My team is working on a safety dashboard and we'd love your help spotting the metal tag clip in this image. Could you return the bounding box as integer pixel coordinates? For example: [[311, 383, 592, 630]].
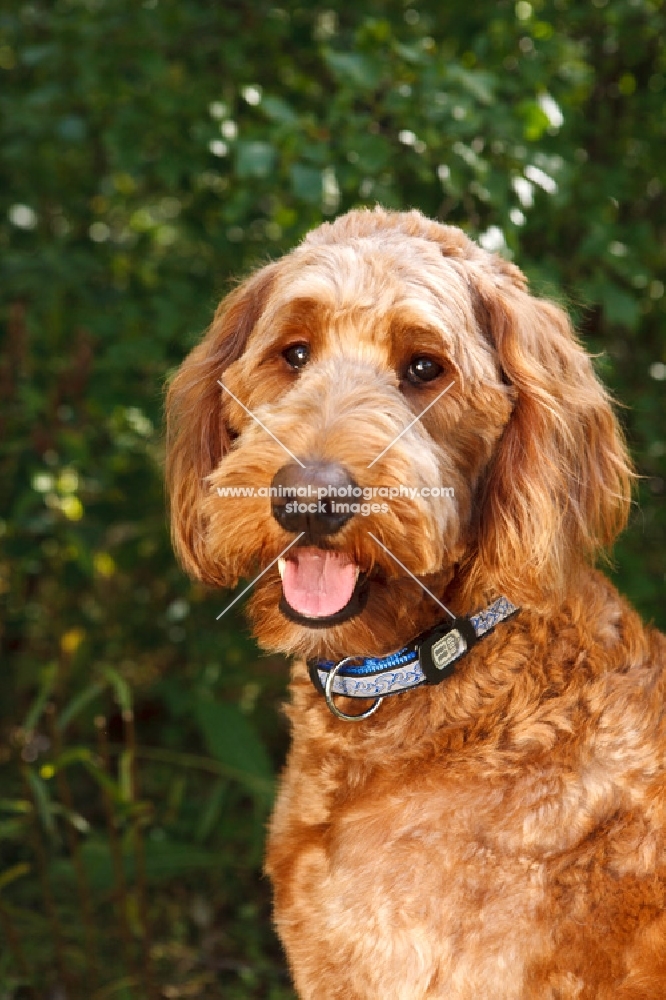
[[418, 617, 477, 684], [324, 657, 384, 722]]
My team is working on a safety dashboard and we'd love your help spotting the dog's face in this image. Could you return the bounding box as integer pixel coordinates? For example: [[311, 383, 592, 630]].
[[167, 209, 632, 659]]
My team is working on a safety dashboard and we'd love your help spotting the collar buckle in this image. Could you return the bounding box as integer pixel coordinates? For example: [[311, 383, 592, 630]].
[[418, 616, 478, 684]]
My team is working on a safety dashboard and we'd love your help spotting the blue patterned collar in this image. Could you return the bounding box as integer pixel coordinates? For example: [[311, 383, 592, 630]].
[[308, 596, 519, 722]]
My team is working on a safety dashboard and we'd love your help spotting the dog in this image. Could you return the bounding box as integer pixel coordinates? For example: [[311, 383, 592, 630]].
[[166, 208, 666, 998]]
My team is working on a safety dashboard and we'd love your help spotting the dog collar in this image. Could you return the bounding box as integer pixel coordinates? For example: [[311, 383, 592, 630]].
[[307, 596, 519, 722]]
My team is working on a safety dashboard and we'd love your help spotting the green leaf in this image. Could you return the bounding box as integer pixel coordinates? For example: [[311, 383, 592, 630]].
[[100, 666, 132, 714], [25, 769, 56, 839], [52, 746, 95, 772], [0, 863, 31, 892], [290, 164, 322, 203], [194, 777, 228, 844], [517, 100, 551, 142], [56, 115, 86, 141], [23, 663, 57, 732], [446, 65, 496, 105], [195, 699, 273, 799], [599, 284, 641, 331], [51, 836, 217, 892], [351, 133, 391, 173], [57, 679, 106, 731], [235, 141, 277, 178], [21, 45, 54, 66], [261, 95, 299, 124], [578, 277, 641, 331], [0, 799, 31, 814], [323, 49, 383, 90], [394, 41, 427, 65], [0, 820, 29, 842]]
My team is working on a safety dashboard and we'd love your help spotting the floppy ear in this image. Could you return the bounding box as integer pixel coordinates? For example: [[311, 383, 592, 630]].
[[165, 263, 277, 582], [468, 265, 634, 605]]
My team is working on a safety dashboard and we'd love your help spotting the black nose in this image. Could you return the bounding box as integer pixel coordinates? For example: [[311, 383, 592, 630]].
[[271, 462, 357, 540]]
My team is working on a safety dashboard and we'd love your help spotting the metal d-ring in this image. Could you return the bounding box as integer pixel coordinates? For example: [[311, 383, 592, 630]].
[[324, 656, 384, 722]]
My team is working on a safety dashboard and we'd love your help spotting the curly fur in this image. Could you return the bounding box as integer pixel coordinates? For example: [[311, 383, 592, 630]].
[[166, 208, 665, 999]]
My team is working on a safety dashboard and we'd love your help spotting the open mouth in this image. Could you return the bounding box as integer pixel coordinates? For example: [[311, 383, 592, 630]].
[[278, 547, 369, 627]]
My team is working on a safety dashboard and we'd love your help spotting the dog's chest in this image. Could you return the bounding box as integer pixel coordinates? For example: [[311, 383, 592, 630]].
[[268, 760, 555, 999]]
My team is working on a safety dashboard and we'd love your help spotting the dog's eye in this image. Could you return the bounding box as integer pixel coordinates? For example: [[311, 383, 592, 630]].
[[283, 343, 310, 370], [405, 356, 443, 385]]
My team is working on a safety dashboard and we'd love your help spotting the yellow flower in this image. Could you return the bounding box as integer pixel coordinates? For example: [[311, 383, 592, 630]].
[[93, 552, 116, 578], [61, 628, 85, 654], [60, 496, 84, 521]]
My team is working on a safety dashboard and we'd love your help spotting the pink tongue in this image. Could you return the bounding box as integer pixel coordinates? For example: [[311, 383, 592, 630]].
[[282, 550, 358, 618]]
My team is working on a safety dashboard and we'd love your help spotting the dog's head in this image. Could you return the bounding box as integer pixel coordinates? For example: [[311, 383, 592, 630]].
[[166, 208, 633, 659]]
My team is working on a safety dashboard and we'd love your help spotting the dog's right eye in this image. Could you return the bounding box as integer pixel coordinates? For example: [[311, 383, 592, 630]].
[[282, 343, 310, 370], [405, 355, 443, 385]]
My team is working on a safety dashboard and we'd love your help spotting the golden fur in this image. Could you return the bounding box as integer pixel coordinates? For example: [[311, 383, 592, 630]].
[[166, 208, 666, 998]]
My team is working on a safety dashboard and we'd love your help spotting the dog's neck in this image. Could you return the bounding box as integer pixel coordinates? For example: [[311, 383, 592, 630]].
[[307, 595, 519, 721]]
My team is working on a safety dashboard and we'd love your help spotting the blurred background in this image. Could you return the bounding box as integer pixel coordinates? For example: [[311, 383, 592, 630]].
[[1, 0, 664, 996]]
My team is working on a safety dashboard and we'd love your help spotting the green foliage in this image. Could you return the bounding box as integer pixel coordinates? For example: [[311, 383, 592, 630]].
[[0, 0, 664, 996]]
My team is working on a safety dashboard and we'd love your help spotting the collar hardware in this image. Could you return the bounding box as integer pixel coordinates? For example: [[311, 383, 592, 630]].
[[418, 616, 478, 684], [324, 657, 384, 722]]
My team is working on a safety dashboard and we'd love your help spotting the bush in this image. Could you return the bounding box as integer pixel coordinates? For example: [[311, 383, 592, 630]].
[[1, 1, 664, 995]]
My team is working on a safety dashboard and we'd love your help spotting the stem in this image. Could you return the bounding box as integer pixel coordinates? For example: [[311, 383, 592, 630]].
[[106, 743, 273, 799], [0, 895, 37, 997], [95, 715, 136, 983], [48, 704, 99, 989], [22, 765, 75, 996], [122, 708, 158, 1000]]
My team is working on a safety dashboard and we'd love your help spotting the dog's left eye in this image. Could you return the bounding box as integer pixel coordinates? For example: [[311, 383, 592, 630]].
[[405, 356, 443, 385], [283, 343, 310, 370]]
